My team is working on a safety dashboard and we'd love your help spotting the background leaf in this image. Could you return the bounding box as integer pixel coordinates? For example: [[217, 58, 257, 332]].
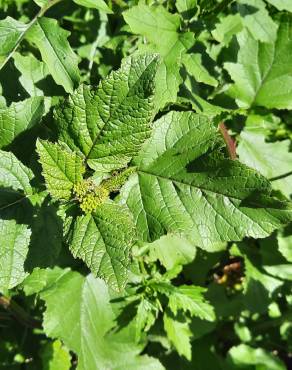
[[0, 219, 31, 292], [26, 17, 80, 93]]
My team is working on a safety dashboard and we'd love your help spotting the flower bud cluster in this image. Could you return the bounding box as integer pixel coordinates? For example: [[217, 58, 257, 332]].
[[73, 180, 109, 214]]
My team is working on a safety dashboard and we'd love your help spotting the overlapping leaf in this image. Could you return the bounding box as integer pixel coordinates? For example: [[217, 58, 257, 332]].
[[0, 17, 27, 68], [0, 219, 31, 292], [55, 54, 159, 170], [36, 139, 85, 200], [0, 150, 34, 195], [120, 111, 292, 249], [24, 268, 164, 370], [237, 116, 292, 198], [124, 5, 194, 109], [26, 17, 80, 93], [225, 15, 292, 109], [0, 97, 44, 148], [69, 202, 135, 290]]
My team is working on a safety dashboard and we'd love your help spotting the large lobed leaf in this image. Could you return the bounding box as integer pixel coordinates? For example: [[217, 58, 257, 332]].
[[119, 111, 292, 249]]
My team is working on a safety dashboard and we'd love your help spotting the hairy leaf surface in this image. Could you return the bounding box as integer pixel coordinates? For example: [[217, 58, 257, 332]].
[[55, 54, 159, 169], [120, 111, 292, 248], [36, 139, 85, 200], [69, 202, 135, 290]]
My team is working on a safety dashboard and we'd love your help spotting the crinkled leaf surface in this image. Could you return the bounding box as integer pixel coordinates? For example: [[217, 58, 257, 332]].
[[36, 139, 85, 200], [124, 5, 194, 109], [0, 97, 44, 148], [0, 219, 31, 292], [55, 54, 159, 169], [119, 111, 292, 249], [31, 268, 164, 370], [26, 17, 80, 93], [225, 16, 292, 109], [0, 150, 34, 195], [69, 202, 135, 290]]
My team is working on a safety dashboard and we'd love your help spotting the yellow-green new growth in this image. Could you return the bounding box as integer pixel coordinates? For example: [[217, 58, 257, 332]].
[[73, 179, 109, 214], [103, 166, 137, 192]]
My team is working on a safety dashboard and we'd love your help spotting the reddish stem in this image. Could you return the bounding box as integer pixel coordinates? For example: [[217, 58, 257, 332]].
[[219, 122, 237, 160]]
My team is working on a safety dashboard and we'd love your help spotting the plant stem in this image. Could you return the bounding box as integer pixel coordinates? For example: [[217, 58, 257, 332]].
[[0, 296, 41, 329], [0, 0, 63, 71], [219, 122, 237, 160]]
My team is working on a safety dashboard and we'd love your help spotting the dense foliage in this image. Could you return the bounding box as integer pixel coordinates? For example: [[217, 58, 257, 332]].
[[1, 0, 292, 369]]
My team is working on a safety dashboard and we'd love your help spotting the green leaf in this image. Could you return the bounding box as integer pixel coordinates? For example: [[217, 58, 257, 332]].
[[73, 0, 112, 13], [164, 313, 192, 360], [228, 344, 286, 370], [211, 14, 243, 44], [225, 16, 292, 109], [182, 54, 218, 87], [69, 202, 135, 290], [238, 0, 278, 43], [265, 0, 292, 11], [55, 54, 159, 168], [120, 111, 292, 249], [123, 5, 194, 109], [168, 286, 215, 321], [176, 0, 197, 13], [13, 53, 49, 97], [34, 268, 164, 370], [0, 97, 44, 148], [36, 139, 85, 200], [231, 243, 282, 313], [26, 17, 80, 93], [148, 234, 197, 270], [0, 150, 34, 195], [40, 340, 71, 370], [0, 219, 31, 292], [278, 226, 292, 262], [152, 281, 215, 321], [237, 115, 292, 198], [0, 17, 27, 68], [25, 203, 63, 270]]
